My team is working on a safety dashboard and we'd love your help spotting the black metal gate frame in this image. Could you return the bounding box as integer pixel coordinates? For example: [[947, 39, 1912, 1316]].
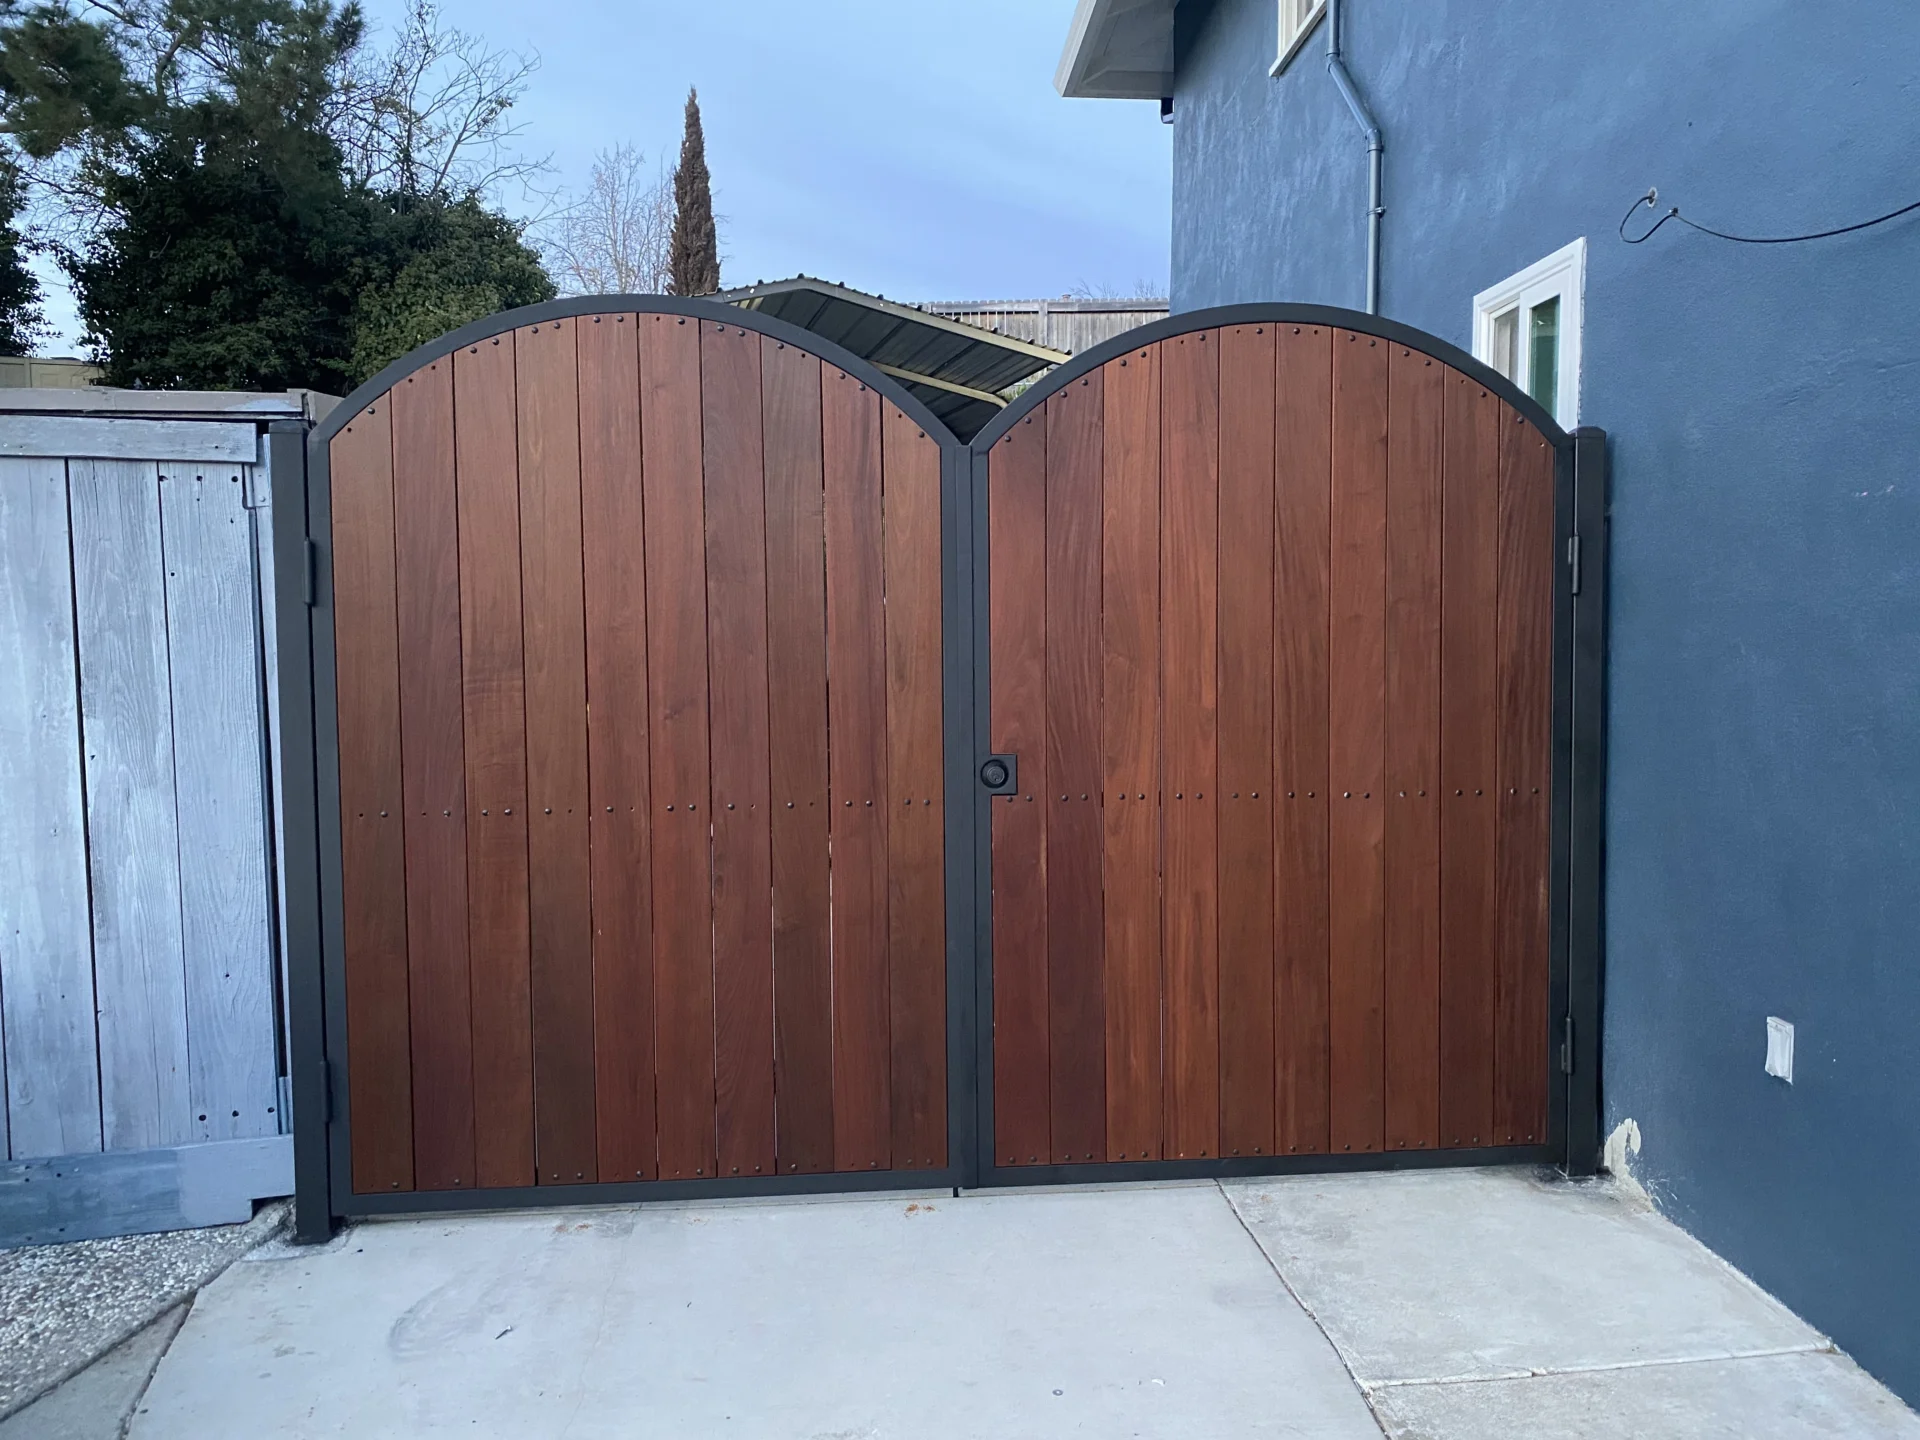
[[276, 298, 1607, 1244]]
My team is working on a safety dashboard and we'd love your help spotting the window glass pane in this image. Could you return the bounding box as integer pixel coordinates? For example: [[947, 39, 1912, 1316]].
[[1491, 307, 1519, 383], [1528, 295, 1560, 415]]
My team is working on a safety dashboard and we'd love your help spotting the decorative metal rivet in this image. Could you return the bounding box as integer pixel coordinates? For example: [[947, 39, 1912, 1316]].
[[728, 802, 736, 810], [504, 808, 512, 815], [544, 807, 552, 814]]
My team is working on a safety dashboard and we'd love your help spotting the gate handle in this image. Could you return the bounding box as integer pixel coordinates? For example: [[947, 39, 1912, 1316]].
[[979, 754, 1018, 795]]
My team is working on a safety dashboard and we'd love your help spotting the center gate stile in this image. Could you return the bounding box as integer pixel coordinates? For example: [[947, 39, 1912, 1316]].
[[287, 297, 1598, 1233]]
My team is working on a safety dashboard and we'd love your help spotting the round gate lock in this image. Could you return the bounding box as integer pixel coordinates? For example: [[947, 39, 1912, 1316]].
[[979, 758, 1010, 790]]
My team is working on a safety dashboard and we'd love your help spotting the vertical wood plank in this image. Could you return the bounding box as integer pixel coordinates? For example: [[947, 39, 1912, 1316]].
[[823, 369, 891, 1172], [66, 459, 186, 1154], [1439, 373, 1501, 1148], [1274, 323, 1332, 1156], [883, 404, 948, 1171], [579, 313, 657, 1182], [988, 414, 1048, 1167], [1161, 329, 1220, 1161], [1101, 346, 1161, 1163], [1494, 410, 1555, 1146], [161, 464, 279, 1142], [641, 313, 716, 1181], [1216, 324, 1277, 1159], [391, 360, 475, 1191], [703, 321, 776, 1180], [1327, 330, 1388, 1156], [517, 319, 596, 1186], [1, 458, 104, 1158], [1384, 345, 1444, 1152], [762, 338, 834, 1177], [453, 335, 534, 1189], [1043, 375, 1104, 1165], [328, 404, 413, 1192]]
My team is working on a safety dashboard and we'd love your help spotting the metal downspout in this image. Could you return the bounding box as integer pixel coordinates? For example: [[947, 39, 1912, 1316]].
[[1325, 0, 1384, 313]]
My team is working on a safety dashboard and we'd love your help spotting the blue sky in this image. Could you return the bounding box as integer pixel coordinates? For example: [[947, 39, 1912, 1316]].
[[34, 0, 1172, 351]]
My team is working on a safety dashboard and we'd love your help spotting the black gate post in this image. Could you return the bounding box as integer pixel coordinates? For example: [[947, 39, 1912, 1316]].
[[268, 420, 335, 1243], [1564, 426, 1610, 1177]]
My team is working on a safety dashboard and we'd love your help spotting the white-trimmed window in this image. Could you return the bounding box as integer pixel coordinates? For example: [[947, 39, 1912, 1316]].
[[1270, 0, 1327, 76], [1473, 238, 1586, 430]]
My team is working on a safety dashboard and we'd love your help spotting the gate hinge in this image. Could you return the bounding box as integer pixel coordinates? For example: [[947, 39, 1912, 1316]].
[[1567, 534, 1582, 596], [1560, 1016, 1575, 1075], [319, 1058, 336, 1123], [302, 538, 318, 607]]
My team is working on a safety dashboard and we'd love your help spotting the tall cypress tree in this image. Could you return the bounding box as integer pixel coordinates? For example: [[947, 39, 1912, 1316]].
[[667, 87, 718, 296]]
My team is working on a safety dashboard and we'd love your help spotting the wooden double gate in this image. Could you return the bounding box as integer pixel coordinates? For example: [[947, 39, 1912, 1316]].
[[281, 298, 1605, 1234]]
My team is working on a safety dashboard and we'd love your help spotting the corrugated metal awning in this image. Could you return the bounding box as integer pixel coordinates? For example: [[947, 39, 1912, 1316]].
[[722, 277, 1070, 441]]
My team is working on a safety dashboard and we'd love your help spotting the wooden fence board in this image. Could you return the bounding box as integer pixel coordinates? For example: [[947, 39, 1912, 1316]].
[[823, 369, 891, 1173], [640, 314, 716, 1182], [1216, 324, 1277, 1159], [884, 405, 947, 1171], [1043, 377, 1104, 1165], [1100, 346, 1161, 1162], [160, 464, 278, 1143], [578, 314, 657, 1182], [516, 319, 596, 1186], [762, 339, 834, 1177], [1384, 346, 1444, 1152], [702, 322, 776, 1180], [1327, 331, 1388, 1157], [66, 458, 187, 1155], [390, 361, 475, 1191], [1494, 410, 1554, 1146], [1439, 375, 1500, 1148], [1160, 329, 1220, 1161], [328, 403, 414, 1193], [0, 458, 104, 1158], [1273, 324, 1332, 1156], [988, 415, 1048, 1167], [453, 336, 534, 1189]]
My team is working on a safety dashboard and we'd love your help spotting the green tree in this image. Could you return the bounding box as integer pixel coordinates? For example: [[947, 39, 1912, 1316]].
[[667, 86, 716, 296], [0, 163, 43, 354]]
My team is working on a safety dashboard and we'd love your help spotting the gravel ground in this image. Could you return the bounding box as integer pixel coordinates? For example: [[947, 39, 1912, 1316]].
[[0, 1203, 289, 1421]]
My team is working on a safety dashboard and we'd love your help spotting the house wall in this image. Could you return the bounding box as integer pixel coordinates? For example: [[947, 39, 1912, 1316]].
[[1170, 0, 1920, 1405]]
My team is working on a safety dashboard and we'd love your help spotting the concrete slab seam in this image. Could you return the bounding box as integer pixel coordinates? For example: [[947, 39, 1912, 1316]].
[[117, 1301, 192, 1440], [1215, 1181, 1391, 1436], [1361, 1341, 1839, 1390]]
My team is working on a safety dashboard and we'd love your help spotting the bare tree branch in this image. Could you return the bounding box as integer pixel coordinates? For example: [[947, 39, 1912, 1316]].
[[541, 142, 673, 296]]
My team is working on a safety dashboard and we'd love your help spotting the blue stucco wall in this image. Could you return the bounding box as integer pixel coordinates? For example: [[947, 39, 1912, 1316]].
[[1171, 0, 1920, 1404]]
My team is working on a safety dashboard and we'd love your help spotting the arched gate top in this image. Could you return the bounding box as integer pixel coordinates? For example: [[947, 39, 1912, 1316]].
[[970, 303, 1571, 454], [313, 293, 964, 454]]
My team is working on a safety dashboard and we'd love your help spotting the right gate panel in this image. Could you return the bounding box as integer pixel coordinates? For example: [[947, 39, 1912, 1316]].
[[985, 321, 1557, 1170]]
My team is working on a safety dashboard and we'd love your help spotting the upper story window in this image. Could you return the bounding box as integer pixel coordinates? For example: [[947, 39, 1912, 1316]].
[[1473, 238, 1586, 430], [1270, 0, 1327, 76]]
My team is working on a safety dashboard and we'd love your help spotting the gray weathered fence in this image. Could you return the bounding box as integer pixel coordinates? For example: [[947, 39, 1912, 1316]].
[[0, 389, 325, 1244]]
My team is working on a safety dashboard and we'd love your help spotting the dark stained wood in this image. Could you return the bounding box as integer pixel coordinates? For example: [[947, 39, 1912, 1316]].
[[1439, 373, 1500, 1148], [762, 339, 834, 1176], [1044, 375, 1104, 1165], [452, 338, 534, 1190], [516, 319, 596, 1185], [702, 322, 776, 1180], [823, 369, 892, 1172], [1327, 331, 1388, 1156], [330, 403, 414, 1194], [1215, 324, 1277, 1159], [578, 313, 657, 1182], [1100, 346, 1162, 1163], [389, 361, 474, 1191], [883, 405, 948, 1170], [989, 414, 1049, 1167], [1160, 329, 1220, 1161], [1494, 409, 1555, 1146], [1383, 345, 1444, 1153], [1273, 324, 1332, 1156], [641, 314, 717, 1180]]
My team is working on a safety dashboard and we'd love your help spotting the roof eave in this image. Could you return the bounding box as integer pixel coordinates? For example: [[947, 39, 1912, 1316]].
[[1055, 0, 1175, 100]]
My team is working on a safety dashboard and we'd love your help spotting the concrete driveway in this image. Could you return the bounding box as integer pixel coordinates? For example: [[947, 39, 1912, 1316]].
[[122, 1169, 1918, 1439]]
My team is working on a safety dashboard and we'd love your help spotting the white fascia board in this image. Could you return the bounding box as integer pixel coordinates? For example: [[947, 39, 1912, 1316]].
[[1056, 0, 1175, 100]]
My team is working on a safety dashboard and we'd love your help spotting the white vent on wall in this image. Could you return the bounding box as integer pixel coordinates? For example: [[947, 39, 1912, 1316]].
[[1765, 1017, 1795, 1084]]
